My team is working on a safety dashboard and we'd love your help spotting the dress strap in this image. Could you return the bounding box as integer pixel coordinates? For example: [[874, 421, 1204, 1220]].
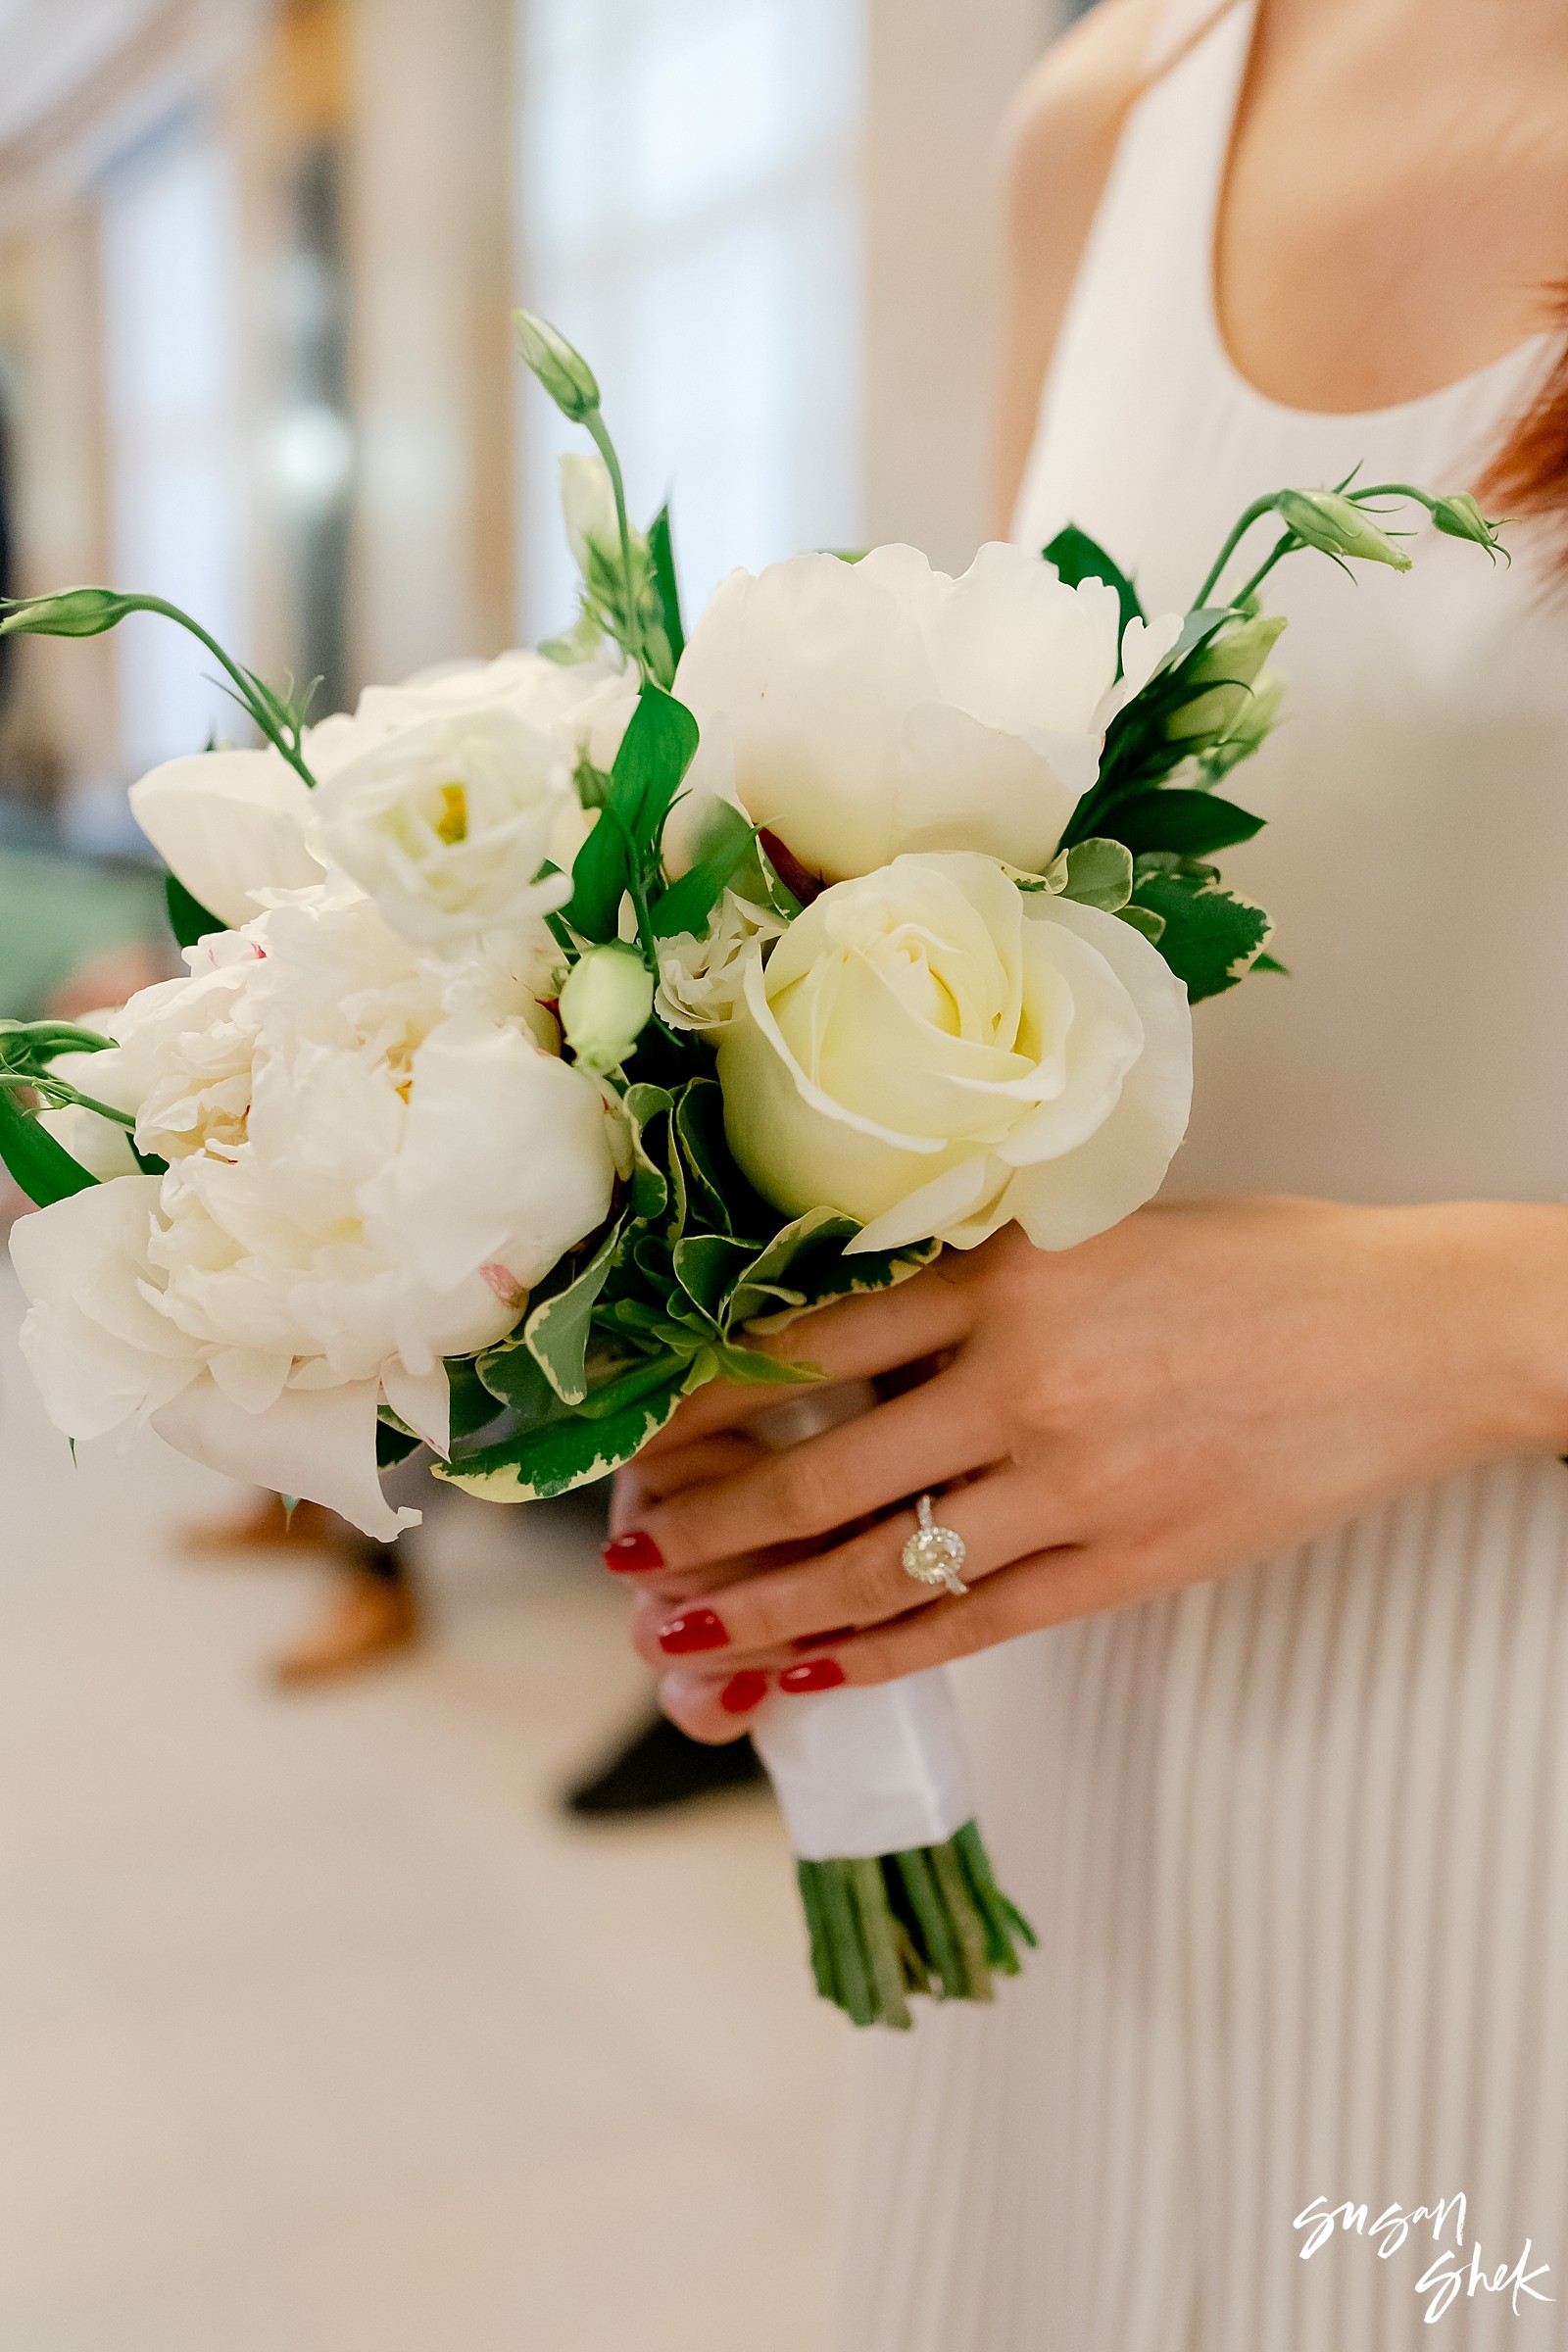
[[1141, 0, 1248, 85]]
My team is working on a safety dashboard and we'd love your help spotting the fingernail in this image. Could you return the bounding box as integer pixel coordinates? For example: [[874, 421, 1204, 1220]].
[[603, 1531, 663, 1573], [719, 1670, 769, 1715], [778, 1657, 846, 1693], [791, 1625, 855, 1652], [657, 1606, 729, 1655]]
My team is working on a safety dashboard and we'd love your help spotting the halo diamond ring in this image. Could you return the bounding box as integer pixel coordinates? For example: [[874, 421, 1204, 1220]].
[[902, 1494, 969, 1596]]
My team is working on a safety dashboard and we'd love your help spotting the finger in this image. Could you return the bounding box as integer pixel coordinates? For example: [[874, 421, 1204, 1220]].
[[625, 1369, 994, 1576], [611, 1432, 767, 1528], [631, 1465, 1081, 1669], [660, 1544, 1143, 1738], [636, 1264, 978, 1456]]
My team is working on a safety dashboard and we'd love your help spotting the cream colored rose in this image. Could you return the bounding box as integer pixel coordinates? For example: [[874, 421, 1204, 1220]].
[[716, 853, 1192, 1254]]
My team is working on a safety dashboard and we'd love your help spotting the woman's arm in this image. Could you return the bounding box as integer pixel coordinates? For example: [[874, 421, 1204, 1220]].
[[608, 1199, 1568, 1740], [990, 0, 1157, 533]]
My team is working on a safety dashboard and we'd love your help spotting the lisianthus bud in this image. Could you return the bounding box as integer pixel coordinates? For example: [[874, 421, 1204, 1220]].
[[1202, 672, 1285, 779], [560, 455, 621, 575], [1165, 612, 1287, 745], [560, 943, 655, 1073], [1431, 491, 1505, 556], [514, 310, 601, 422], [0, 586, 135, 638], [1275, 489, 1411, 570]]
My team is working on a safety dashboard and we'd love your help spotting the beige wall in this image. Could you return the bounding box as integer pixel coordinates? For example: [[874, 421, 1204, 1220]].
[[344, 0, 516, 686], [860, 0, 1051, 569]]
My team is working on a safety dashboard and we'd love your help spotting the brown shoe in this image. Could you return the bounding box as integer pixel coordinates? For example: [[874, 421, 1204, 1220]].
[[270, 1553, 422, 1689], [179, 1492, 350, 1560]]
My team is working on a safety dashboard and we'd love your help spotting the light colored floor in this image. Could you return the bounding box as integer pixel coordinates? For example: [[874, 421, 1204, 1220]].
[[0, 1269, 852, 2351]]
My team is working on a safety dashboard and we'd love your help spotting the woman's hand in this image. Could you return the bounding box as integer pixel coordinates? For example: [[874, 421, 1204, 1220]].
[[606, 1197, 1568, 1740]]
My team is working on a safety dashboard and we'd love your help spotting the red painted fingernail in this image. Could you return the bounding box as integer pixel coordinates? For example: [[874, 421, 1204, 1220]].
[[792, 1625, 855, 1652], [719, 1670, 769, 1715], [657, 1607, 729, 1655], [778, 1658, 846, 1693], [603, 1531, 664, 1573]]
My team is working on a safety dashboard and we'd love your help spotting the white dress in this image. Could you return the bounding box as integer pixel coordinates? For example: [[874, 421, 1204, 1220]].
[[839, 4, 1568, 2346]]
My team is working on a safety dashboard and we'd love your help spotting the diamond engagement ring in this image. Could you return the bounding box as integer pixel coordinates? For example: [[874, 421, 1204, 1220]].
[[902, 1494, 969, 1596]]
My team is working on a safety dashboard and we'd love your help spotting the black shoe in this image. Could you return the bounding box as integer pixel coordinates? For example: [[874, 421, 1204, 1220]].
[[564, 1709, 767, 1817]]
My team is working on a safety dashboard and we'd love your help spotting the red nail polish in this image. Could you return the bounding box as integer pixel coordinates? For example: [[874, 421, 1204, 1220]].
[[792, 1625, 855, 1652], [719, 1670, 769, 1715], [603, 1531, 664, 1573], [657, 1607, 729, 1655], [778, 1657, 846, 1693]]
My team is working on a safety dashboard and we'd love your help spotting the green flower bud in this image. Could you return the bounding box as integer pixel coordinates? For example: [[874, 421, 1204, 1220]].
[[513, 310, 601, 422], [1202, 671, 1285, 779], [560, 943, 654, 1074], [1430, 491, 1505, 557], [1275, 489, 1411, 570], [0, 586, 136, 638], [1165, 612, 1286, 745], [560, 453, 621, 575]]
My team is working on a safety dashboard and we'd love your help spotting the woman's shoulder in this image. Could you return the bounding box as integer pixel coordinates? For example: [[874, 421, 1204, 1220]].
[[992, 0, 1158, 531], [1004, 0, 1158, 238]]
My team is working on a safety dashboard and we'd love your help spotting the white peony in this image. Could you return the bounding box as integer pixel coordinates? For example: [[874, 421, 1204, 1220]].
[[716, 853, 1192, 1255], [9, 888, 619, 1538], [126, 649, 637, 937], [669, 542, 1181, 886]]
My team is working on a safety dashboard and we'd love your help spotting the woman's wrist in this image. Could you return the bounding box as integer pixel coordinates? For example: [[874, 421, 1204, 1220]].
[[1411, 1200, 1568, 1458]]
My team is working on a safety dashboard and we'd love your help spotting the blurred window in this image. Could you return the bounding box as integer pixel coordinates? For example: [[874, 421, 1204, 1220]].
[[517, 0, 865, 637], [100, 114, 248, 778]]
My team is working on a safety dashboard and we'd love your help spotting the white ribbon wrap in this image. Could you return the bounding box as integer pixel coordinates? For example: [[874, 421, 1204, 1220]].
[[751, 1667, 974, 1861]]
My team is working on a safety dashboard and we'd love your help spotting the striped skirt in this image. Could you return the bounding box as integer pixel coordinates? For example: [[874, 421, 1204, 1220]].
[[838, 1457, 1568, 2350]]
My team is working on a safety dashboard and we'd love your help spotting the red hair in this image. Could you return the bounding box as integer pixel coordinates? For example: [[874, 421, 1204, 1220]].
[[1476, 303, 1568, 570]]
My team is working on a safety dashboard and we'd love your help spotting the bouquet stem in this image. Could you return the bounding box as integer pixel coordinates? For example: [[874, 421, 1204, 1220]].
[[796, 1820, 1036, 2030]]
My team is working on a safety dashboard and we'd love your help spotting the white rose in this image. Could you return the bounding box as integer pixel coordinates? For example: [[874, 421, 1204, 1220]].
[[670, 542, 1181, 885], [310, 704, 584, 953], [716, 853, 1192, 1254], [8, 889, 618, 1538]]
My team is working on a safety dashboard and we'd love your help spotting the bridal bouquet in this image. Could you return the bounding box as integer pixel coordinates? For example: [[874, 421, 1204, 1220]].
[[0, 313, 1500, 2028]]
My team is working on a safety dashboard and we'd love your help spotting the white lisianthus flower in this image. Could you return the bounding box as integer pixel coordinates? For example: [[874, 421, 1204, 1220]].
[[8, 889, 618, 1538], [716, 853, 1192, 1255], [655, 891, 787, 1036], [669, 543, 1182, 886], [310, 705, 584, 954], [129, 749, 324, 926], [125, 651, 636, 936]]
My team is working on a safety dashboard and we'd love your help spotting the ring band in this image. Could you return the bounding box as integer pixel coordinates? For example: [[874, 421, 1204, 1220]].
[[902, 1494, 969, 1596]]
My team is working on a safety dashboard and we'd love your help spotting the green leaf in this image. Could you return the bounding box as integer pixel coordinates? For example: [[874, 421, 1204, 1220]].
[[576, 1349, 697, 1419], [564, 808, 630, 943], [0, 1086, 99, 1206], [165, 872, 224, 949], [1114, 903, 1166, 945], [1059, 838, 1134, 912], [522, 1218, 624, 1404], [710, 1342, 821, 1388], [672, 1079, 737, 1235], [1131, 866, 1271, 1002], [1101, 789, 1264, 858], [435, 1372, 690, 1501], [1042, 524, 1144, 640], [722, 1206, 860, 1329], [646, 505, 685, 673], [1250, 950, 1289, 975], [672, 1232, 757, 1324], [607, 680, 700, 844], [744, 1233, 943, 1334], [649, 803, 756, 940], [622, 1082, 672, 1220]]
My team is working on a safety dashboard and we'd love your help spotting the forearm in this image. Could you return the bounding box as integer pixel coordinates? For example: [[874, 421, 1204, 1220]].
[[1410, 1200, 1568, 1460]]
